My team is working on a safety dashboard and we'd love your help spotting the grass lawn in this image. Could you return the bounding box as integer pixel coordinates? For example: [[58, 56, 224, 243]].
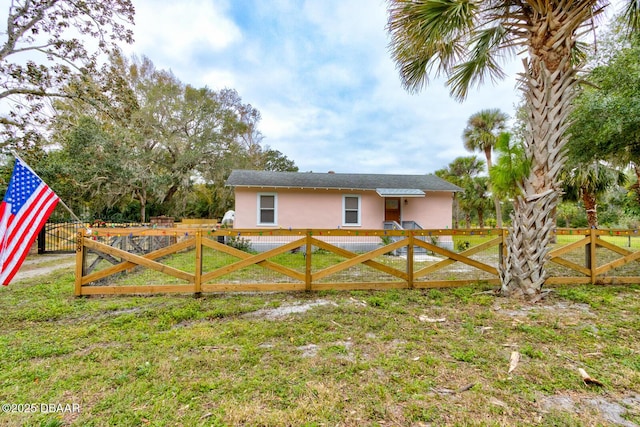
[[1, 262, 639, 426]]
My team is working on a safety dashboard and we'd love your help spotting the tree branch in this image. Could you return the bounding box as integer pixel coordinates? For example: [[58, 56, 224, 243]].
[[1, 0, 59, 61], [0, 87, 74, 100]]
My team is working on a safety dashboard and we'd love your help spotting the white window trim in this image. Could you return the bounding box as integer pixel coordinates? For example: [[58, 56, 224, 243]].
[[342, 194, 361, 226], [257, 192, 278, 226]]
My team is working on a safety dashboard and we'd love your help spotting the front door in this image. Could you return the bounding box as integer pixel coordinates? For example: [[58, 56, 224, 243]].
[[384, 198, 401, 224]]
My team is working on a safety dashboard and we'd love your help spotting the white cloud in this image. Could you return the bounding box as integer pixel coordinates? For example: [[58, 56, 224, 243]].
[[121, 0, 524, 174], [128, 0, 241, 63], [199, 69, 238, 91], [303, 0, 388, 44]]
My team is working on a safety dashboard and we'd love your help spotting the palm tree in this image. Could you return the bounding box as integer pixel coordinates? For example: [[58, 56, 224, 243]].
[[464, 175, 492, 228], [561, 162, 628, 228], [489, 132, 530, 202], [463, 109, 508, 227], [387, 1, 640, 299], [436, 156, 486, 228]]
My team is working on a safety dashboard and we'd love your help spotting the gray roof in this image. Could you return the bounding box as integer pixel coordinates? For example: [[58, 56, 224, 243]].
[[226, 170, 462, 192]]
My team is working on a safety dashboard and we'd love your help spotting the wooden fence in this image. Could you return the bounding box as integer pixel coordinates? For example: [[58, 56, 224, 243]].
[[73, 228, 640, 296]]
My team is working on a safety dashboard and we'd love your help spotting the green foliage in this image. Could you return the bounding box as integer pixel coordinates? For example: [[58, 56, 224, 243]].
[[556, 201, 588, 228], [564, 26, 640, 225], [365, 296, 388, 308], [490, 132, 531, 200], [0, 0, 135, 151], [456, 240, 471, 252], [451, 349, 476, 363], [520, 343, 545, 360], [436, 156, 492, 227], [462, 108, 510, 226], [226, 236, 253, 252], [2, 259, 640, 426], [380, 235, 393, 246], [560, 161, 628, 227], [33, 53, 297, 221], [567, 31, 640, 167], [387, 0, 640, 295], [462, 108, 509, 160]]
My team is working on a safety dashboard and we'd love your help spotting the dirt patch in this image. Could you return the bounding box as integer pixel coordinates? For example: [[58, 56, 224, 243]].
[[14, 254, 76, 281], [399, 253, 442, 262], [297, 344, 319, 358], [493, 301, 595, 318], [244, 299, 338, 320], [540, 393, 640, 426]]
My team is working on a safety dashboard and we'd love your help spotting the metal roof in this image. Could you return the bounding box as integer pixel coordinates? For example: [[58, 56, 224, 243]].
[[226, 170, 462, 192], [376, 188, 425, 197]]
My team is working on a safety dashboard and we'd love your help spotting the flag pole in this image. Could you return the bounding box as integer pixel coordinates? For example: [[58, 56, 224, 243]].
[[9, 151, 84, 225]]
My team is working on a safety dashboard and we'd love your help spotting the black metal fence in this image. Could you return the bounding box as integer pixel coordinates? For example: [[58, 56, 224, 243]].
[[37, 222, 149, 253], [37, 222, 82, 253]]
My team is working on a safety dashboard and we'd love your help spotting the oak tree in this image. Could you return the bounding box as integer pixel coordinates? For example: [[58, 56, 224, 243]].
[[1, 0, 134, 150]]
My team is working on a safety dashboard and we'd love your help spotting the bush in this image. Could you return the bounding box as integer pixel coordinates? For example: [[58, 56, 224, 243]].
[[456, 240, 470, 252], [227, 236, 252, 252]]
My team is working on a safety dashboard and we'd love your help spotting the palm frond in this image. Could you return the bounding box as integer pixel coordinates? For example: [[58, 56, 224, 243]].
[[571, 40, 590, 66], [387, 0, 478, 93], [622, 0, 640, 33], [489, 132, 531, 199], [448, 24, 513, 101]]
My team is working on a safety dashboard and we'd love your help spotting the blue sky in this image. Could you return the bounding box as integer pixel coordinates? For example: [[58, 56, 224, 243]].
[[126, 0, 523, 174]]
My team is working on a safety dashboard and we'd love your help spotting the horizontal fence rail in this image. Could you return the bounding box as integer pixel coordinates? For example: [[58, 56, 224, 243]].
[[73, 228, 640, 296]]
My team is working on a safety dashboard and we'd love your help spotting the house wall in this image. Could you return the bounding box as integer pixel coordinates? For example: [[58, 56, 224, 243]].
[[410, 191, 454, 230], [232, 188, 455, 230], [234, 188, 382, 229]]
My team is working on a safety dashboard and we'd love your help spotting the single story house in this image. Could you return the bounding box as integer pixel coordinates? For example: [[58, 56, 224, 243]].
[[225, 170, 461, 230]]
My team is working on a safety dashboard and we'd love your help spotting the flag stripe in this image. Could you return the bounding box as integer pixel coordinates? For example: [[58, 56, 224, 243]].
[[0, 158, 60, 286], [0, 192, 58, 284], [0, 203, 10, 251], [2, 190, 58, 274], [0, 206, 58, 284], [4, 185, 56, 250], [0, 188, 59, 284]]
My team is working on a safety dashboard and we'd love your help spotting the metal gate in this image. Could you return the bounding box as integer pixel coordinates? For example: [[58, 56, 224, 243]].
[[37, 222, 154, 253], [38, 222, 84, 253]]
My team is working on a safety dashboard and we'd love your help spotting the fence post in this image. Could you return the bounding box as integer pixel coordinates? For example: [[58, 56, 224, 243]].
[[37, 226, 46, 254], [498, 229, 505, 270], [194, 230, 202, 297], [584, 235, 591, 271], [305, 230, 312, 291], [407, 232, 414, 288], [588, 229, 597, 284], [74, 230, 85, 296]]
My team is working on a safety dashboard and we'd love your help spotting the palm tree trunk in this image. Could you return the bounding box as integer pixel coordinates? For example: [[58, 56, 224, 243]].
[[477, 208, 484, 228], [632, 164, 640, 206], [583, 192, 598, 228], [453, 195, 460, 229], [500, 50, 578, 299], [493, 198, 502, 228]]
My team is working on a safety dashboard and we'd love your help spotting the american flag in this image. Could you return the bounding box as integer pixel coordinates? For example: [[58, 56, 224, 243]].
[[0, 157, 59, 285]]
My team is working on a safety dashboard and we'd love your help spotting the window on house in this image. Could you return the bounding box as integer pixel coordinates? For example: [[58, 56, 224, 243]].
[[258, 193, 276, 225], [343, 195, 360, 225]]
